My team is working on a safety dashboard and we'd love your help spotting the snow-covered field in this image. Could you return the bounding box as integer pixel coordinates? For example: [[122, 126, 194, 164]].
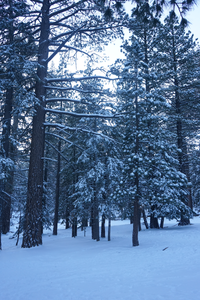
[[1, 217, 200, 300]]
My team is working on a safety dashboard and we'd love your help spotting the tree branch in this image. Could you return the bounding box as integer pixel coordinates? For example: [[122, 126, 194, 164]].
[[45, 140, 69, 162], [44, 108, 115, 118], [46, 75, 117, 83]]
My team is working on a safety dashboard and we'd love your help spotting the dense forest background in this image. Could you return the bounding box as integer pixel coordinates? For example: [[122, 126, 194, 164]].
[[0, 0, 200, 249]]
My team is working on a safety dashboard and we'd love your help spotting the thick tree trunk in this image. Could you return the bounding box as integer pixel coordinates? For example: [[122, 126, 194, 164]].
[[22, 0, 49, 248], [150, 215, 159, 229]]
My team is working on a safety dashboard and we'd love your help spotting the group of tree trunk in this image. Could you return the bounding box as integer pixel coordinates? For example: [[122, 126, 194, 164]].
[[0, 0, 199, 250]]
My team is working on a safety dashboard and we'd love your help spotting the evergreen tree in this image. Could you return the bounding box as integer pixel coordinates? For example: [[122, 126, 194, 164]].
[[0, 0, 37, 235], [112, 5, 192, 246], [155, 12, 200, 224], [21, 0, 126, 248]]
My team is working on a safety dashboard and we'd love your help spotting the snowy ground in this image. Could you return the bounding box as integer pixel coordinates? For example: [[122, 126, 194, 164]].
[[1, 217, 200, 300]]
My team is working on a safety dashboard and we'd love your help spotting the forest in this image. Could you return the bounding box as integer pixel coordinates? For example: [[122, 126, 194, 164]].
[[0, 0, 200, 250]]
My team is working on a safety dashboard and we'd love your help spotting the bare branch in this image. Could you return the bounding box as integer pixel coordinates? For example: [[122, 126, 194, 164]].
[[45, 140, 69, 162]]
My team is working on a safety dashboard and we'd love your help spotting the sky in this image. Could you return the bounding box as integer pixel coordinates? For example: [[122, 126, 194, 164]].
[[186, 2, 200, 41], [51, 1, 200, 71], [106, 1, 200, 65]]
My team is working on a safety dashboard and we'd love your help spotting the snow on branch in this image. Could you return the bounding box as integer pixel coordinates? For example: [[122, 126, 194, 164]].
[[46, 75, 118, 83], [46, 132, 73, 144], [46, 24, 85, 63], [44, 108, 116, 118], [46, 132, 84, 151], [46, 97, 81, 103], [44, 122, 116, 143], [44, 86, 106, 94], [49, 44, 91, 58], [41, 157, 57, 163]]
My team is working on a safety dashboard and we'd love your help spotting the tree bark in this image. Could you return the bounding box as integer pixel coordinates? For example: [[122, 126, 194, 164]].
[[108, 217, 111, 241], [132, 65, 139, 247], [150, 215, 159, 229], [22, 0, 49, 248], [172, 27, 190, 226], [160, 217, 164, 229], [65, 208, 70, 229], [101, 214, 106, 238], [142, 208, 149, 229], [72, 217, 77, 237], [1, 1, 14, 234], [53, 140, 61, 235], [91, 119, 99, 241]]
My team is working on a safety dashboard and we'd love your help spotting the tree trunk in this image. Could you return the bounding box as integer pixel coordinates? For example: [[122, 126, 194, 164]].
[[142, 208, 149, 229], [160, 217, 164, 229], [138, 209, 141, 232], [91, 119, 99, 241], [132, 199, 139, 246], [172, 27, 190, 225], [1, 2, 14, 233], [108, 217, 111, 241], [150, 215, 159, 229], [132, 64, 139, 247], [81, 218, 88, 231], [53, 140, 61, 235], [22, 0, 49, 248], [72, 217, 77, 237], [65, 208, 70, 229], [0, 186, 2, 250], [101, 214, 106, 238]]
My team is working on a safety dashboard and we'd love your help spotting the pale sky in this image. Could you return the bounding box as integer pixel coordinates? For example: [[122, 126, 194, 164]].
[[106, 1, 200, 65], [186, 2, 200, 41]]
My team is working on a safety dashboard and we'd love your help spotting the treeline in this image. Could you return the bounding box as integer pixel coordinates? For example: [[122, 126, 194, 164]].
[[0, 0, 199, 249]]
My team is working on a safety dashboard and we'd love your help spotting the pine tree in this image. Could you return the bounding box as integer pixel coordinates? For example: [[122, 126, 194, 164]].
[[0, 0, 37, 235], [21, 0, 126, 248], [112, 5, 192, 246], [154, 12, 200, 224]]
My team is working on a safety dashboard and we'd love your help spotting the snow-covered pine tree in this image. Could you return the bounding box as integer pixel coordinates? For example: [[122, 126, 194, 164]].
[[20, 0, 127, 248], [154, 12, 200, 224], [112, 4, 192, 246], [0, 0, 38, 234], [58, 63, 121, 241]]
